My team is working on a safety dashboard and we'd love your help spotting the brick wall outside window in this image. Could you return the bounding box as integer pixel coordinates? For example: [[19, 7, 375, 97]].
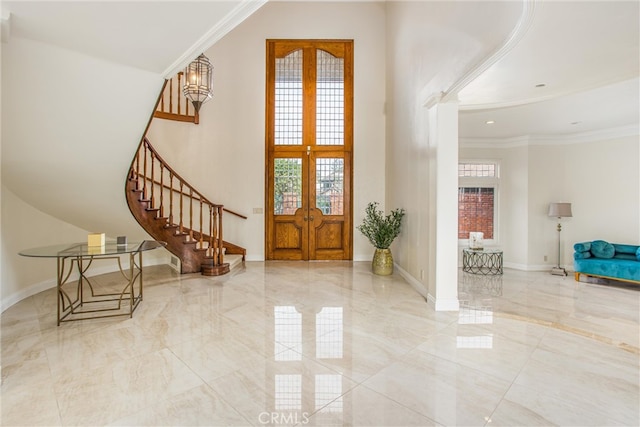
[[458, 187, 494, 239]]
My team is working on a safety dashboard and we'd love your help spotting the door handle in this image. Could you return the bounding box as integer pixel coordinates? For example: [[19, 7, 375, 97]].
[[310, 216, 314, 221], [304, 216, 308, 221]]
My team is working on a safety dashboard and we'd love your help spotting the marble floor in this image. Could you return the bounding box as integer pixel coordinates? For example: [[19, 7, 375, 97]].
[[1, 262, 639, 426]]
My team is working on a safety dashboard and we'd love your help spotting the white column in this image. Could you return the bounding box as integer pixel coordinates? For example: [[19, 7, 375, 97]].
[[428, 100, 459, 311]]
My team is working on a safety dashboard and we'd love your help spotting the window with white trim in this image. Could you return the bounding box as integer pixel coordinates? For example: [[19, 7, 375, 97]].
[[458, 161, 499, 242]]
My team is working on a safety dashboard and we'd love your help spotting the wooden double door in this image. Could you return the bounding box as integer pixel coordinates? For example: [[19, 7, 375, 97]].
[[265, 40, 353, 261]]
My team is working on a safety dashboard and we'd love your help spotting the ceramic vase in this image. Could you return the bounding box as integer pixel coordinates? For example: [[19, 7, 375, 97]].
[[372, 248, 393, 275]]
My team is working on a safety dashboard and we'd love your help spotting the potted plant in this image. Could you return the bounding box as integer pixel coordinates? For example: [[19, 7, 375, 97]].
[[357, 202, 405, 275]]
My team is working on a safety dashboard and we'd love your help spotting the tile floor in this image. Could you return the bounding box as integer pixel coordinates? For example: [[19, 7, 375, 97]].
[[1, 262, 639, 426]]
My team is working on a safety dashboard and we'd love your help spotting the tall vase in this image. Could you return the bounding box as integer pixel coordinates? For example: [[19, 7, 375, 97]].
[[372, 248, 393, 275]]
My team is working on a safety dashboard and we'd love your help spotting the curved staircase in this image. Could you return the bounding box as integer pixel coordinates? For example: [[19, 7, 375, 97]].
[[126, 138, 246, 276], [125, 76, 247, 275], [125, 77, 246, 276]]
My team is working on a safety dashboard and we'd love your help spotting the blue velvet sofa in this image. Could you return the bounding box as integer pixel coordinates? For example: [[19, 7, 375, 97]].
[[573, 240, 640, 284]]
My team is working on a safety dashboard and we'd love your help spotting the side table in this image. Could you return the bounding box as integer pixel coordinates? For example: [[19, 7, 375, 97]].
[[462, 248, 503, 275], [19, 240, 165, 325]]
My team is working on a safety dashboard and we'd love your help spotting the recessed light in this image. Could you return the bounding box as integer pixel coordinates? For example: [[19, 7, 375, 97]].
[[570, 121, 581, 125], [485, 120, 495, 125], [535, 83, 546, 88]]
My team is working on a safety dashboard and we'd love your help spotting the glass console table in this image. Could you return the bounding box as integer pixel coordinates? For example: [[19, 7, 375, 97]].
[[19, 240, 165, 325], [462, 248, 504, 275]]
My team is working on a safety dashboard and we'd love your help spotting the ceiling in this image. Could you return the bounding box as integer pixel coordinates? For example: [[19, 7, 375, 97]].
[[0, 1, 266, 76], [1, 0, 638, 140], [457, 0, 640, 140]]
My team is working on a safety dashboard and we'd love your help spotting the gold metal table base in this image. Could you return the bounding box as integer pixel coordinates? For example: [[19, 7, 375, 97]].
[[56, 252, 144, 325], [19, 240, 165, 326]]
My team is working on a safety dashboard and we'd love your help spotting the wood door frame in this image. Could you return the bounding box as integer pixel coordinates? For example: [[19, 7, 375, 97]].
[[265, 39, 353, 261]]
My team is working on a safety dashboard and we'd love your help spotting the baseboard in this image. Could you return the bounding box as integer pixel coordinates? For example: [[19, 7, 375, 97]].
[[394, 263, 429, 299], [395, 263, 459, 311], [1, 278, 57, 313], [503, 262, 573, 272], [503, 261, 533, 271], [431, 295, 460, 311]]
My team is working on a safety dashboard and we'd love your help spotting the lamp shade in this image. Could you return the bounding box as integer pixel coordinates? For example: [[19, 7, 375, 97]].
[[183, 53, 213, 113], [548, 202, 572, 218]]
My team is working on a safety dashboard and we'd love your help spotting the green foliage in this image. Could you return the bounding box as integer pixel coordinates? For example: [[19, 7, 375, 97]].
[[357, 202, 405, 249], [274, 159, 302, 214]]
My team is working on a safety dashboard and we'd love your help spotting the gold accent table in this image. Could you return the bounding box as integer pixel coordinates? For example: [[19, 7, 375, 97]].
[[19, 240, 166, 325]]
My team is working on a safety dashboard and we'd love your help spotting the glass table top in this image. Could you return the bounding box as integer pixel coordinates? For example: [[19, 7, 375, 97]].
[[463, 247, 503, 254], [19, 240, 166, 258]]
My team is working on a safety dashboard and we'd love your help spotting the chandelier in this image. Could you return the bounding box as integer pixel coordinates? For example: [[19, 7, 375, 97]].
[[183, 53, 213, 113]]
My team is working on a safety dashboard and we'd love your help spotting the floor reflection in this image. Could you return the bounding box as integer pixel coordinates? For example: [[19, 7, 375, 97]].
[[316, 307, 343, 359], [269, 304, 348, 425], [459, 271, 504, 297], [457, 272, 504, 349], [274, 306, 302, 361], [2, 263, 638, 427]]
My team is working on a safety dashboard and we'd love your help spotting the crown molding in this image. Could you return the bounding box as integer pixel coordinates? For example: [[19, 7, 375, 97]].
[[460, 124, 640, 149], [423, 92, 444, 109], [162, 0, 267, 78], [528, 124, 640, 145], [459, 73, 640, 111], [460, 135, 529, 149]]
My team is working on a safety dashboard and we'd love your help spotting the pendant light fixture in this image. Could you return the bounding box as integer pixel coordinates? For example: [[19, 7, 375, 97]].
[[183, 53, 213, 113]]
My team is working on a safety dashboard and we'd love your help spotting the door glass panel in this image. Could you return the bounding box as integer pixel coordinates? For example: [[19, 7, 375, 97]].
[[275, 50, 303, 145], [274, 158, 302, 215], [316, 50, 344, 146], [315, 158, 344, 215]]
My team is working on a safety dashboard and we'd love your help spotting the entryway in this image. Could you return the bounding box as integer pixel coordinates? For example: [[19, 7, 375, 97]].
[[265, 40, 353, 260]]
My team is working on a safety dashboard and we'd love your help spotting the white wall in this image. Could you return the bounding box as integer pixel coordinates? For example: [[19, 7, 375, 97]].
[[460, 132, 640, 272], [5, 1, 634, 312], [1, 36, 168, 309], [535, 134, 640, 268], [384, 1, 521, 300], [1, 185, 88, 309], [0, 185, 172, 311], [459, 144, 529, 268], [148, 1, 387, 261], [502, 146, 530, 268], [2, 36, 163, 237]]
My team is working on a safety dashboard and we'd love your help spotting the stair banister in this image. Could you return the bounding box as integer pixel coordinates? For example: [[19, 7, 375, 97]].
[[126, 79, 246, 275]]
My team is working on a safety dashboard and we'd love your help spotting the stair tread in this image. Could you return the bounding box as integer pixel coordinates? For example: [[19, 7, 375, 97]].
[[127, 160, 246, 277], [225, 254, 244, 270]]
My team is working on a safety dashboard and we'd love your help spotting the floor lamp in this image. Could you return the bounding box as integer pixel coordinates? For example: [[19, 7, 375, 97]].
[[548, 202, 573, 276]]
